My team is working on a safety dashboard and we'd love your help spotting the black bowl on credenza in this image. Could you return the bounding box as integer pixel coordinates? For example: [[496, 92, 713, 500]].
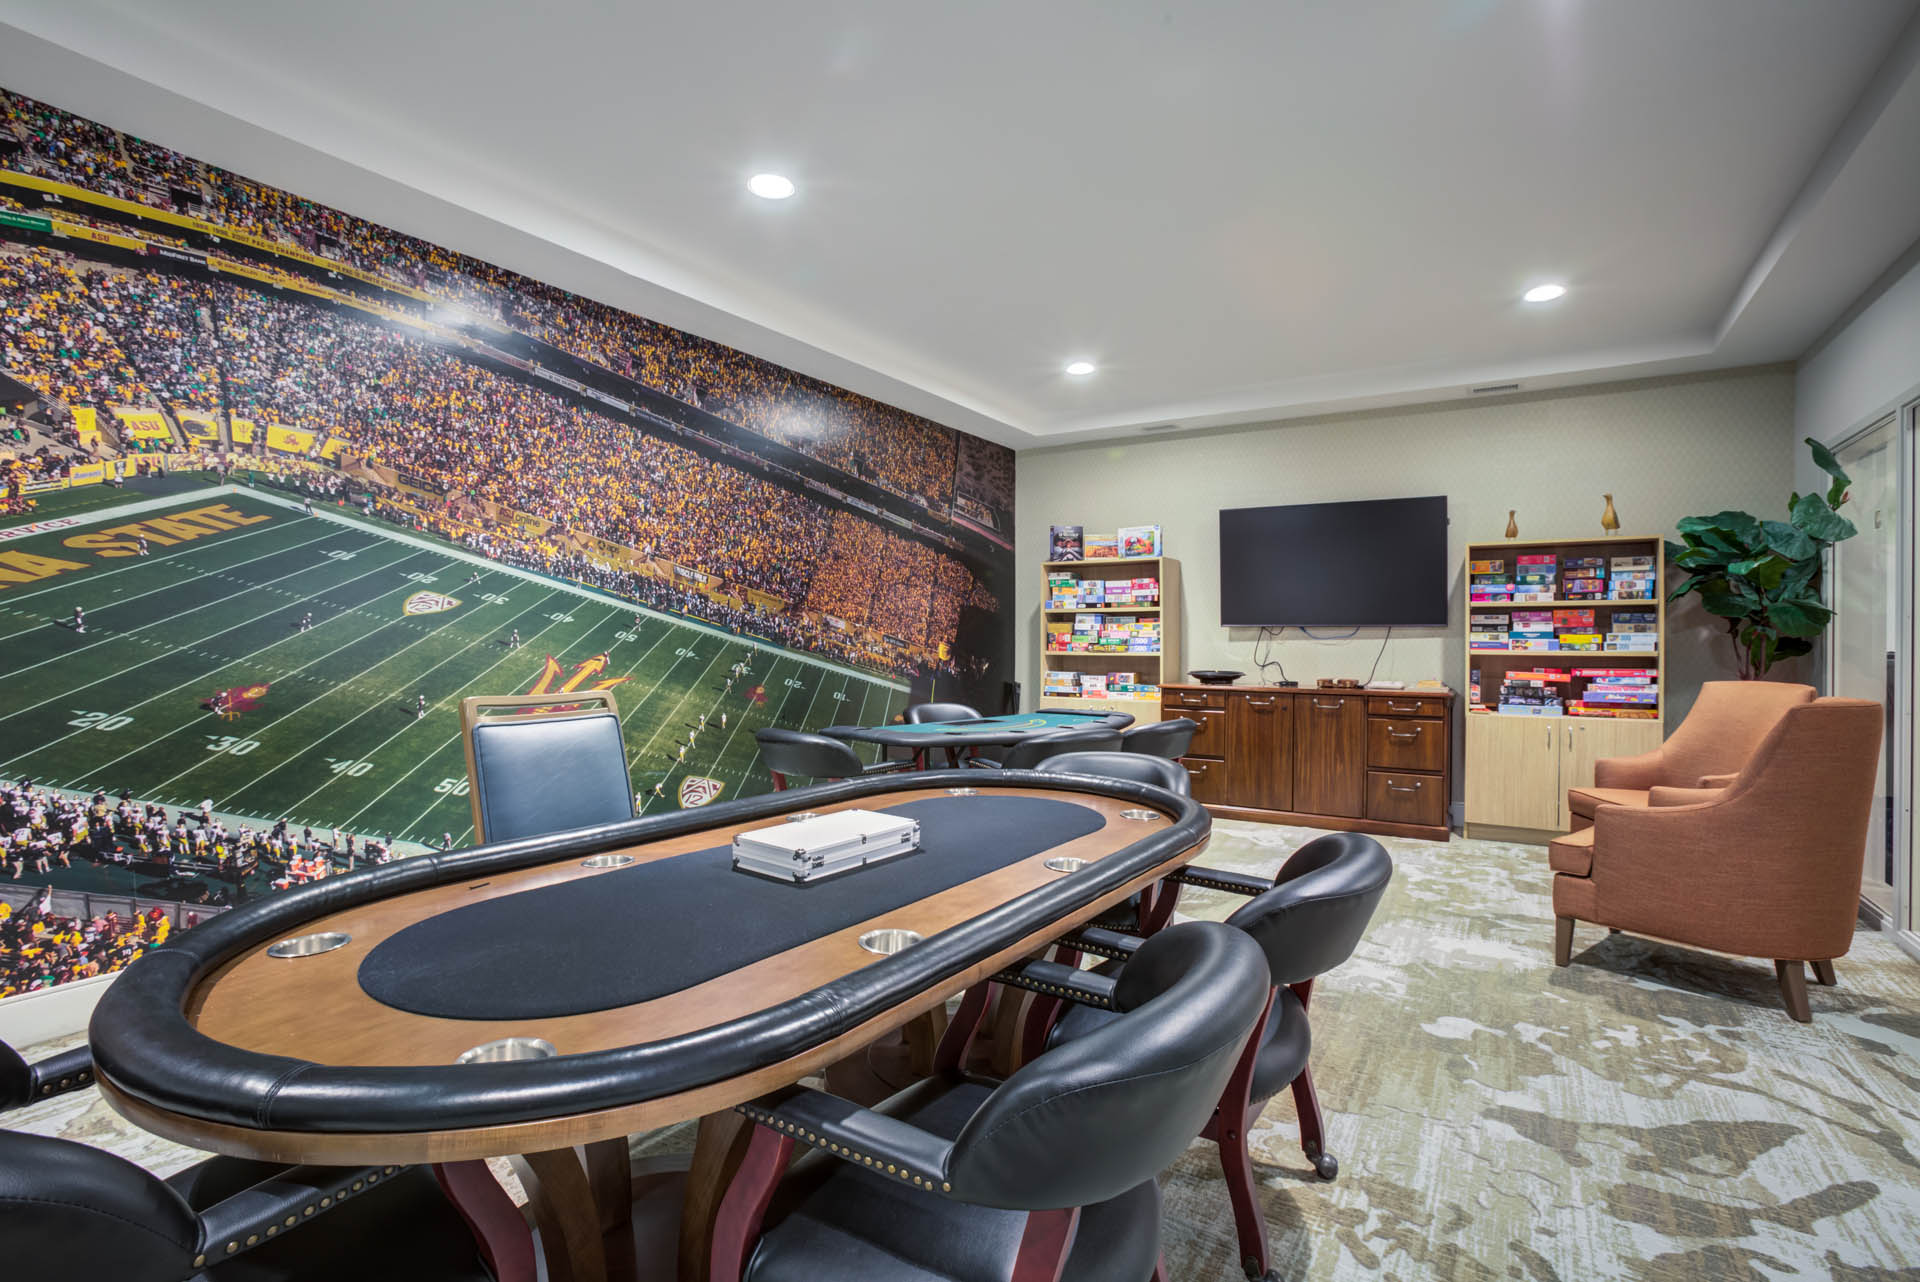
[[1188, 670, 1244, 686]]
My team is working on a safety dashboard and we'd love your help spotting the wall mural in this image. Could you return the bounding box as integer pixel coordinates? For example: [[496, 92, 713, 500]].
[[0, 86, 1014, 999]]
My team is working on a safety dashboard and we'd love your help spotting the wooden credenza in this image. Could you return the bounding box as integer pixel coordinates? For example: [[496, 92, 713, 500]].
[[1161, 683, 1455, 841]]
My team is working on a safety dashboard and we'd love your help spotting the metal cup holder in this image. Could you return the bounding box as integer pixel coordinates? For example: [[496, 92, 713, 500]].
[[456, 1037, 557, 1065], [1044, 856, 1085, 874], [266, 931, 350, 959], [1118, 809, 1164, 822], [945, 787, 978, 796], [580, 854, 634, 869], [858, 928, 923, 956]]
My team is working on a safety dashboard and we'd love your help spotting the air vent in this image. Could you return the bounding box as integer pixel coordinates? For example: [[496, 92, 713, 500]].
[[1470, 383, 1521, 395]]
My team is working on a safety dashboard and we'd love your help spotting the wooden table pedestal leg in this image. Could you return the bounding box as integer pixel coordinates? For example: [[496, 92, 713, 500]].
[[513, 1146, 612, 1282], [679, 1111, 755, 1282]]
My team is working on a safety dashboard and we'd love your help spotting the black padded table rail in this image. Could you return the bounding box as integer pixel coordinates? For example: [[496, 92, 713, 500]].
[[357, 796, 1105, 1020]]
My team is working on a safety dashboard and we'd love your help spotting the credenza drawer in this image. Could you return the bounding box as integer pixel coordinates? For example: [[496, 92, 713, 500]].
[[1184, 707, 1227, 755], [1164, 689, 1225, 711], [1370, 694, 1448, 719], [1367, 717, 1445, 772], [1366, 770, 1446, 828], [1179, 756, 1230, 805]]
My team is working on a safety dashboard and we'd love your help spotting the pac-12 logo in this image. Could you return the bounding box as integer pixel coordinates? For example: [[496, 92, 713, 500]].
[[403, 591, 462, 615], [678, 776, 724, 808]]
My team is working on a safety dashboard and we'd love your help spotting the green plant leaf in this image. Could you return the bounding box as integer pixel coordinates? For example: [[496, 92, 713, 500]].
[[1759, 519, 1816, 560], [1699, 581, 1754, 618], [1679, 510, 1763, 544], [1771, 636, 1814, 660], [1807, 436, 1853, 509], [1769, 599, 1833, 638], [1773, 556, 1820, 601], [1788, 492, 1857, 543], [1732, 555, 1790, 591]]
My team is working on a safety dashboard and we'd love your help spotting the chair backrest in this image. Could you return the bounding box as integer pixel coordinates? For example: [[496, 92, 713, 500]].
[[945, 922, 1269, 1209], [906, 702, 982, 725], [1033, 751, 1190, 796], [997, 727, 1124, 770], [1226, 831, 1394, 987], [0, 1129, 201, 1282], [754, 728, 865, 786], [1120, 718, 1198, 759], [460, 691, 634, 844], [1656, 680, 1815, 787]]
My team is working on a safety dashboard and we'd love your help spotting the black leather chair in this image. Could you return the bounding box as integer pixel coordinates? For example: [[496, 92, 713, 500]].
[[710, 922, 1272, 1282], [459, 690, 634, 843], [0, 1039, 532, 1282], [1034, 751, 1190, 796], [905, 702, 982, 724], [1120, 717, 1199, 760], [974, 727, 1124, 771], [755, 728, 916, 790], [1047, 832, 1394, 1282]]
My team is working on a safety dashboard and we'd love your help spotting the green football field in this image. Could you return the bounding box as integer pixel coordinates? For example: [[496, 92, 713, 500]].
[[0, 484, 907, 893]]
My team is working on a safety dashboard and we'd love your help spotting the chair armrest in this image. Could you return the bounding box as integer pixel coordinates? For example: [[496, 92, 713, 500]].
[[196, 1163, 407, 1264], [1593, 748, 1665, 790], [2, 1045, 95, 1109], [966, 756, 1002, 769], [1059, 926, 1142, 961], [736, 1085, 954, 1191], [1167, 865, 1271, 898], [1650, 785, 1726, 807], [859, 758, 917, 776], [1696, 773, 1738, 789], [992, 958, 1118, 1009]]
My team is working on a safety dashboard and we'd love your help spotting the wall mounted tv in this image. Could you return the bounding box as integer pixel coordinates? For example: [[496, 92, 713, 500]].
[[1219, 496, 1448, 627]]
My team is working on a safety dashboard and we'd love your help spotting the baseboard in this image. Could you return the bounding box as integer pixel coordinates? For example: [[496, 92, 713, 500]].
[[0, 971, 117, 1048]]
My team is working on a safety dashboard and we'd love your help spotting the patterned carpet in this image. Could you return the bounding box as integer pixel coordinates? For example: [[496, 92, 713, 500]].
[[12, 819, 1920, 1280]]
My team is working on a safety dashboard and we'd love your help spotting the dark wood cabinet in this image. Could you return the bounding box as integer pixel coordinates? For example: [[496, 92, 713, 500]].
[[1227, 693, 1292, 812], [1166, 684, 1454, 840], [1292, 694, 1366, 817]]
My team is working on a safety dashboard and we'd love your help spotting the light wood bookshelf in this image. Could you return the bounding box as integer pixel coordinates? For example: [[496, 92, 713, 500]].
[[1038, 556, 1182, 723], [1461, 533, 1667, 840]]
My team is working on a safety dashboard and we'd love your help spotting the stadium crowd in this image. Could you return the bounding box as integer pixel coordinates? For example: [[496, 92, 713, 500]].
[[0, 890, 171, 998], [2, 88, 1000, 513]]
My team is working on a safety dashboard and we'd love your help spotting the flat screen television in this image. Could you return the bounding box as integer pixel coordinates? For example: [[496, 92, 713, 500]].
[[1219, 496, 1448, 627]]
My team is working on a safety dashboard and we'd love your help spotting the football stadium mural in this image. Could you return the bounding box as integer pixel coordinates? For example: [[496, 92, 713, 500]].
[[0, 86, 1014, 998]]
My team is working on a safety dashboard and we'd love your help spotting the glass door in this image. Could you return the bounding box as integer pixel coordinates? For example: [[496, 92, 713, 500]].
[[1830, 416, 1900, 920]]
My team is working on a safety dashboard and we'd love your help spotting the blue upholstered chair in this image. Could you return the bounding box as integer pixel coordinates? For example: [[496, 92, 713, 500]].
[[459, 691, 635, 843]]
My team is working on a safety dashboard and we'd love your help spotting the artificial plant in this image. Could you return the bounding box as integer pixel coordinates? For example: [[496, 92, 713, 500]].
[[1665, 436, 1858, 679]]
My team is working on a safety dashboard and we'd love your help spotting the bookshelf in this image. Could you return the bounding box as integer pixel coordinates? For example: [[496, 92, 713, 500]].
[[1461, 534, 1667, 840], [1038, 556, 1182, 724]]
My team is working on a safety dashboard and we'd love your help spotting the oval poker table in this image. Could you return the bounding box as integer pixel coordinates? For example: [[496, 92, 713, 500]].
[[822, 709, 1135, 767], [88, 768, 1206, 1282]]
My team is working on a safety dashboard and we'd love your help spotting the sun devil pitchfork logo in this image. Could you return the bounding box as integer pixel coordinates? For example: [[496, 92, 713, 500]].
[[403, 591, 462, 615], [678, 776, 724, 808], [522, 653, 633, 697]]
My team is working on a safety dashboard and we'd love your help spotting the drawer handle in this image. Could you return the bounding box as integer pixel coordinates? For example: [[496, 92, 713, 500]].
[[1186, 762, 1209, 773], [1311, 699, 1345, 710], [1387, 728, 1422, 741], [1386, 780, 1423, 793], [1246, 698, 1275, 709], [1385, 701, 1421, 713]]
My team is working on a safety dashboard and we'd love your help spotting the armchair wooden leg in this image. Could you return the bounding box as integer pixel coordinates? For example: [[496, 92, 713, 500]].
[[1554, 916, 1574, 967], [1811, 959, 1837, 987], [1290, 1065, 1336, 1181], [1775, 960, 1812, 1023]]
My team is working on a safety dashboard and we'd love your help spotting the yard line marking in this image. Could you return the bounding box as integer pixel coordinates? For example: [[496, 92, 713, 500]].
[[0, 516, 308, 632], [0, 527, 359, 683], [231, 585, 569, 814], [1, 547, 431, 770]]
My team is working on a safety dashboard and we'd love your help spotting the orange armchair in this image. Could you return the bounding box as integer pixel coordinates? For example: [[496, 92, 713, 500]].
[[1566, 679, 1814, 830], [1550, 697, 1882, 1021]]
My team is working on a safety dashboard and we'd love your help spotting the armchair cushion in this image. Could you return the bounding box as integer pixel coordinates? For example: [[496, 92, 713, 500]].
[[1649, 785, 1728, 808], [1566, 786, 1651, 823], [1548, 826, 1595, 877]]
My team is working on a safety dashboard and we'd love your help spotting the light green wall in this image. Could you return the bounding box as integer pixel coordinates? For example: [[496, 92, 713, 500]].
[[1016, 364, 1800, 733]]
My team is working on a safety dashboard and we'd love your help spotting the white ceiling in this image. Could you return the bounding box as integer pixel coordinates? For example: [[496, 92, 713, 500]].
[[3, 0, 1920, 449]]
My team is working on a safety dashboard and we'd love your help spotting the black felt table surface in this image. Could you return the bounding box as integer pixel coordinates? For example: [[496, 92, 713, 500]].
[[356, 796, 1107, 1020]]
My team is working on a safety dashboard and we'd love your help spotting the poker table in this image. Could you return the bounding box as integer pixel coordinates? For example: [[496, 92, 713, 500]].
[[87, 768, 1206, 1282], [823, 709, 1135, 767]]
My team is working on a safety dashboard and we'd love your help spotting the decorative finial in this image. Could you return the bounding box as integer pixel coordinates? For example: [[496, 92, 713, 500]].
[[1601, 494, 1620, 532], [1505, 510, 1519, 539]]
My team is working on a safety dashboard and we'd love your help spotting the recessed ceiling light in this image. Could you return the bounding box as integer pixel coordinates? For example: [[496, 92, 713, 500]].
[[1064, 359, 1097, 377], [748, 173, 795, 200], [1523, 283, 1567, 303]]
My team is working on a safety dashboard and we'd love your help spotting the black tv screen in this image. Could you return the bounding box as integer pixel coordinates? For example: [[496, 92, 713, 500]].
[[1219, 496, 1448, 627]]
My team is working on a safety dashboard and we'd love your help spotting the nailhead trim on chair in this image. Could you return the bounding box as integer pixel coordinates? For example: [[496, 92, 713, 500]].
[[733, 1104, 952, 1193], [989, 968, 1116, 1009], [39, 1067, 92, 1095], [199, 1165, 403, 1265], [1167, 870, 1263, 895], [1059, 933, 1132, 961]]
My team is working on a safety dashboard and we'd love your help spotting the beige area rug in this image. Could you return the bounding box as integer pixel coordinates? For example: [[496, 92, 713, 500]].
[[13, 820, 1920, 1280]]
